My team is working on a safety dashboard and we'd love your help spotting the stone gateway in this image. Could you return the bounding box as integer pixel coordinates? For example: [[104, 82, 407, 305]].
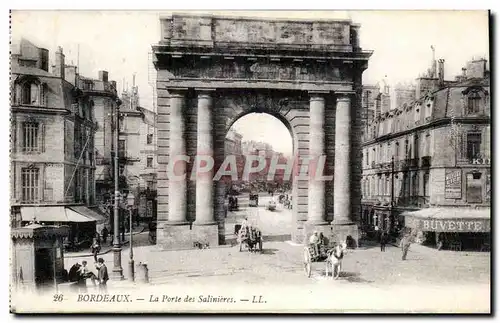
[[152, 14, 372, 249]]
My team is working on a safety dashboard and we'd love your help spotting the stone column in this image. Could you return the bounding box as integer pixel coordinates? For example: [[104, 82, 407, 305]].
[[307, 93, 326, 225], [304, 92, 329, 243], [332, 93, 359, 247], [333, 94, 352, 225], [194, 90, 215, 225], [167, 89, 188, 224], [193, 89, 219, 246]]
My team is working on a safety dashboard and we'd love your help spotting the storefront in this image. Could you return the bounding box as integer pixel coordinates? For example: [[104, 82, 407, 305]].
[[403, 207, 491, 251], [19, 206, 105, 249]]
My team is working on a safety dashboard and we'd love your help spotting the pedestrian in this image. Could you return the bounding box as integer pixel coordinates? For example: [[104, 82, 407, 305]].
[[380, 232, 387, 252], [91, 238, 101, 263], [401, 231, 413, 261], [101, 227, 109, 244], [96, 258, 109, 293]]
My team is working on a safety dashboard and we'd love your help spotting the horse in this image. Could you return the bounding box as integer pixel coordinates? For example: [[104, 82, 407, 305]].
[[325, 242, 347, 279]]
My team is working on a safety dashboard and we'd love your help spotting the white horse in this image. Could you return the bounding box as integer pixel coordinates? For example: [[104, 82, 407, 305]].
[[325, 242, 347, 279]]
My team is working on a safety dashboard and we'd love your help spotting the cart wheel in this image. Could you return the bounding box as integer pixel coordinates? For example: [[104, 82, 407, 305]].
[[304, 248, 312, 278]]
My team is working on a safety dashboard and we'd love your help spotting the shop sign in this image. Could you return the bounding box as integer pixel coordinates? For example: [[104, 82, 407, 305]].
[[471, 158, 491, 165], [445, 169, 462, 199], [418, 218, 490, 232]]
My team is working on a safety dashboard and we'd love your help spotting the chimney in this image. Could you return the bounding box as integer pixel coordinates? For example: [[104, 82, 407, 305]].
[[98, 70, 109, 82], [53, 46, 65, 79], [438, 59, 445, 87], [466, 59, 487, 79], [64, 65, 77, 86]]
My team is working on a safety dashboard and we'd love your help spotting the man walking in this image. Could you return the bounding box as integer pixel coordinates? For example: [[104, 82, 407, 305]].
[[401, 231, 414, 260], [380, 232, 387, 252]]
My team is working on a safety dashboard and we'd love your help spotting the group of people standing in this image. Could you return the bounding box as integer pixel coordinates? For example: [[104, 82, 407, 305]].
[[69, 258, 109, 293]]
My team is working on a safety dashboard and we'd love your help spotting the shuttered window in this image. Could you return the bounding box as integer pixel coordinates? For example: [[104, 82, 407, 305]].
[[21, 167, 40, 203]]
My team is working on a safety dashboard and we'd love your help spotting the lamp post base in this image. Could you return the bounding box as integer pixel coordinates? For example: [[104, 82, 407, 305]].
[[111, 246, 124, 281], [128, 258, 135, 282]]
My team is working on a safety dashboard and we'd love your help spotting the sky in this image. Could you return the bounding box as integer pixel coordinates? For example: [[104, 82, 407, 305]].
[[10, 10, 490, 156]]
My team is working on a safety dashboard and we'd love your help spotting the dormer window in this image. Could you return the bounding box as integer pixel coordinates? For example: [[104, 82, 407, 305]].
[[16, 77, 46, 106], [424, 97, 434, 119], [22, 83, 39, 105], [467, 92, 482, 114], [414, 104, 421, 124]]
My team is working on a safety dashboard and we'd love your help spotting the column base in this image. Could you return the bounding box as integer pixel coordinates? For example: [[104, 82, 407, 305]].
[[192, 223, 219, 248], [157, 224, 193, 250], [303, 222, 332, 245], [291, 220, 306, 244], [331, 223, 359, 248]]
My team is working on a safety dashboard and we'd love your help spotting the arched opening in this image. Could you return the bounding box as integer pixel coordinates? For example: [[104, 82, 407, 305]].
[[223, 112, 295, 244]]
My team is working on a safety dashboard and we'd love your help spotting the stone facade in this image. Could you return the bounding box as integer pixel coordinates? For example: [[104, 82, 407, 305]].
[[153, 14, 372, 249], [361, 58, 491, 236], [119, 85, 158, 219], [10, 39, 97, 227]]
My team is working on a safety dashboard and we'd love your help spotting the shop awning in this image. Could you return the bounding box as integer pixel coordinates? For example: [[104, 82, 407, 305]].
[[402, 207, 491, 233], [68, 206, 107, 224], [20, 206, 95, 223]]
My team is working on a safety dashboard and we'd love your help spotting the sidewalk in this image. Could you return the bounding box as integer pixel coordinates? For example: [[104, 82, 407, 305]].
[[65, 224, 147, 258]]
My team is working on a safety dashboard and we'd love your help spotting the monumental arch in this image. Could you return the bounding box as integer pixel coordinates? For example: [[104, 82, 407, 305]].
[[152, 14, 372, 249]]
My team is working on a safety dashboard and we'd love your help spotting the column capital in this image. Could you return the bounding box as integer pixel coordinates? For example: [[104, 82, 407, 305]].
[[308, 91, 329, 102], [335, 91, 355, 102], [168, 87, 189, 98], [195, 88, 216, 99]]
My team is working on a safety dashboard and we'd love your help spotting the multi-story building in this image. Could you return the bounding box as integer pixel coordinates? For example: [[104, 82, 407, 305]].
[[79, 71, 121, 208], [361, 58, 490, 251], [119, 81, 158, 220], [361, 84, 380, 128], [10, 39, 106, 243]]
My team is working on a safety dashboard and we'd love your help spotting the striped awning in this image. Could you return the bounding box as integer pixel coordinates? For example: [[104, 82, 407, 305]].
[[20, 206, 95, 223], [68, 206, 107, 224]]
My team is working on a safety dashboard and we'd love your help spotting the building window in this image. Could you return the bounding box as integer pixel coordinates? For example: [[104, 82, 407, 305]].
[[424, 133, 431, 157], [118, 139, 126, 156], [147, 157, 153, 168], [387, 142, 392, 162], [395, 142, 400, 161], [466, 172, 482, 203], [21, 167, 39, 203], [467, 92, 482, 114], [21, 83, 40, 105], [385, 175, 390, 197], [423, 171, 430, 197], [22, 122, 40, 152], [411, 171, 419, 197], [404, 139, 409, 160], [466, 133, 482, 160], [414, 134, 420, 159], [147, 134, 153, 145], [414, 107, 420, 124]]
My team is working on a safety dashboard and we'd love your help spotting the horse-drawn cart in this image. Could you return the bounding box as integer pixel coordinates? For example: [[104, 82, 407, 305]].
[[303, 243, 346, 279], [237, 226, 263, 252]]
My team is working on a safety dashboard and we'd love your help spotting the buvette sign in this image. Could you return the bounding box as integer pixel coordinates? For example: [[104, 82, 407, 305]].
[[416, 218, 490, 232]]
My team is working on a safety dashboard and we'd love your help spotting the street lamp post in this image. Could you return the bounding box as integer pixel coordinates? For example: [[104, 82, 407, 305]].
[[112, 100, 124, 281], [127, 193, 135, 282]]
